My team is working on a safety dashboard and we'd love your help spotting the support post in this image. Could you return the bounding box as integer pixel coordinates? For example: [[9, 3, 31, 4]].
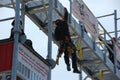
[[103, 31, 107, 62], [114, 10, 117, 44], [80, 21, 84, 38], [93, 37, 96, 50], [21, 0, 25, 30], [79, 67, 82, 80], [54, 0, 57, 8], [114, 10, 117, 73], [11, 0, 21, 80], [69, 0, 72, 23], [47, 0, 54, 80]]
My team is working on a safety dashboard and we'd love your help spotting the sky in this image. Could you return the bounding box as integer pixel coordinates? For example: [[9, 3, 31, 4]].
[[0, 0, 120, 80]]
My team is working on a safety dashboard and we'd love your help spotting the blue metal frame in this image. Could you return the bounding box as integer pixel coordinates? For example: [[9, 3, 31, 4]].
[[11, 0, 21, 80]]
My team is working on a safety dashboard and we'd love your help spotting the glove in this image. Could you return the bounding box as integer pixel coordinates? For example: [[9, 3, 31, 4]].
[[59, 48, 64, 54], [65, 36, 69, 42], [57, 53, 62, 58], [56, 57, 59, 65]]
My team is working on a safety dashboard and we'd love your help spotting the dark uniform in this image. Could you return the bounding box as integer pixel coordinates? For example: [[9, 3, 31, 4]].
[[55, 19, 80, 73]]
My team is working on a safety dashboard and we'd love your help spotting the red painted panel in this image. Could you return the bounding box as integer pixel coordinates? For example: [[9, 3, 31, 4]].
[[0, 41, 13, 72]]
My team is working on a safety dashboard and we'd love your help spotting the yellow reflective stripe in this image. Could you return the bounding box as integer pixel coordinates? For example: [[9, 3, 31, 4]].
[[79, 47, 83, 60], [67, 46, 74, 53]]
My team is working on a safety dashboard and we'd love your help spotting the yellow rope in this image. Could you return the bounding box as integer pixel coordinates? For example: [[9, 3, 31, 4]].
[[75, 40, 83, 60], [79, 40, 83, 60], [99, 70, 103, 80]]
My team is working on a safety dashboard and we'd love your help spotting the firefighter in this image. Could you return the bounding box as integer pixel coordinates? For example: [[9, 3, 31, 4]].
[[55, 19, 80, 73]]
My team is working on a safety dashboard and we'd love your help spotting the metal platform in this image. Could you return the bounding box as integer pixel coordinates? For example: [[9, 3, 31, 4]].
[[0, 0, 120, 80]]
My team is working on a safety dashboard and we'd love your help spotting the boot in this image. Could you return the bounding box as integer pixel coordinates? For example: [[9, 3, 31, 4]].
[[73, 69, 80, 73], [67, 66, 71, 71]]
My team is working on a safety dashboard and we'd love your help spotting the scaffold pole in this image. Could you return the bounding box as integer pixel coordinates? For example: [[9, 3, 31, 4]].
[[47, 0, 54, 80], [11, 0, 21, 80], [69, 0, 72, 23], [114, 10, 117, 73]]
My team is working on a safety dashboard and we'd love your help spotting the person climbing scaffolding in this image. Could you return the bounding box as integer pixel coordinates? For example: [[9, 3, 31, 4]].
[[98, 36, 115, 64], [54, 19, 80, 73], [107, 37, 116, 64], [10, 19, 26, 44]]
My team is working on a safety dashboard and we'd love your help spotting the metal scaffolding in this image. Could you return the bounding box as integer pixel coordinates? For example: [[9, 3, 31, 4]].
[[0, 0, 120, 80]]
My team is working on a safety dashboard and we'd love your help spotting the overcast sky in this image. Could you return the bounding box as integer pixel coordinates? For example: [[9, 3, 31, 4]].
[[0, 0, 120, 80]]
